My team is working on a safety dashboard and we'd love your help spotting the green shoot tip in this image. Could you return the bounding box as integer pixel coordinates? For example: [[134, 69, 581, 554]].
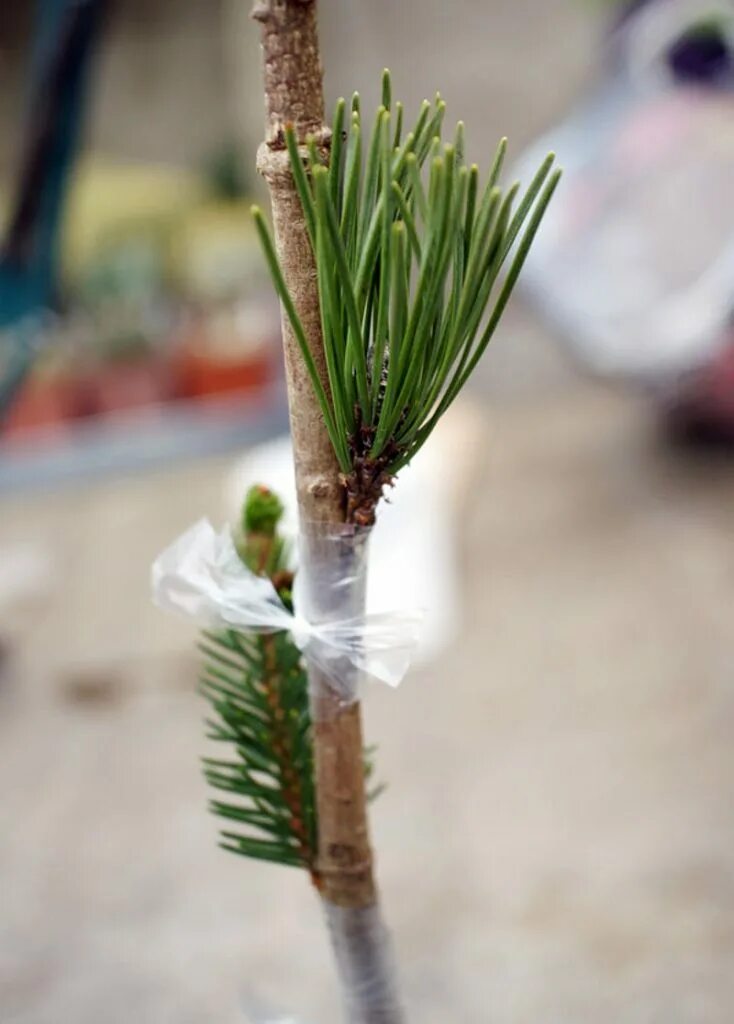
[[243, 484, 284, 536]]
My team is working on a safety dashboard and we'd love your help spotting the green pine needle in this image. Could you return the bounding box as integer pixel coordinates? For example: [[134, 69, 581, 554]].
[[253, 69, 561, 501]]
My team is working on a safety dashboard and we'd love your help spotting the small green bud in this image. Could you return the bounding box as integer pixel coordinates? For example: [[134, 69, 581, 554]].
[[243, 485, 284, 538]]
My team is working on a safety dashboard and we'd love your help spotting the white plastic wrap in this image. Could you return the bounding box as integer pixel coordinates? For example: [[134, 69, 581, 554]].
[[322, 900, 405, 1024], [151, 518, 422, 701], [225, 423, 473, 667], [296, 520, 369, 720]]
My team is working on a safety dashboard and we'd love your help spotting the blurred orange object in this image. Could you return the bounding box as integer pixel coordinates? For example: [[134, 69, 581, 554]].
[[3, 371, 78, 436], [91, 356, 169, 414], [173, 305, 277, 399]]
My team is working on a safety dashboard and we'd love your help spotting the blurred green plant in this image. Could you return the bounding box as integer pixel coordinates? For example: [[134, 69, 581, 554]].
[[205, 143, 252, 202]]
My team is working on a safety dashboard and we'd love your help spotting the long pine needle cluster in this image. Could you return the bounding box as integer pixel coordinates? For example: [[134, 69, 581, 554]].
[[254, 70, 561, 520]]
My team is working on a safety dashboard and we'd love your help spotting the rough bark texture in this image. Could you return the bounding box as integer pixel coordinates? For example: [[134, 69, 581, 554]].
[[253, 0, 376, 910]]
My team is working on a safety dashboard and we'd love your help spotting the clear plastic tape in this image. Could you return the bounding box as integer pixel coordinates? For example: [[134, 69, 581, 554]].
[[295, 520, 369, 714], [322, 899, 405, 1024], [150, 518, 422, 701]]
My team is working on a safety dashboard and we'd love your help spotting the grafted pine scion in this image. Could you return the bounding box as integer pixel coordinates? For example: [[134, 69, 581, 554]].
[[253, 70, 561, 524]]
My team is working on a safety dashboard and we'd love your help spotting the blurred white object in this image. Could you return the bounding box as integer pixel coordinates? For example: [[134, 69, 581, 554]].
[[0, 543, 53, 615], [623, 0, 734, 88], [245, 1015, 303, 1024], [225, 405, 482, 668], [241, 988, 310, 1024], [516, 0, 734, 384]]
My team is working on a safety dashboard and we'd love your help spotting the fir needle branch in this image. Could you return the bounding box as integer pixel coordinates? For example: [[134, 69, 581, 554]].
[[200, 486, 382, 876], [200, 487, 317, 874]]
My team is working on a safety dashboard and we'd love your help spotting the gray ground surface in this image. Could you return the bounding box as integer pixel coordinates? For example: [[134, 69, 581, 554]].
[[1, 368, 733, 1023]]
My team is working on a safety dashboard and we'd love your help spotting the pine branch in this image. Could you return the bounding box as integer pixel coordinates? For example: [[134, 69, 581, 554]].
[[254, 69, 561, 525]]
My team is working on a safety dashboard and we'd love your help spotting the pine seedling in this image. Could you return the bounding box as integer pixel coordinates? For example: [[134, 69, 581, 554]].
[[249, 12, 562, 1015], [253, 69, 561, 524]]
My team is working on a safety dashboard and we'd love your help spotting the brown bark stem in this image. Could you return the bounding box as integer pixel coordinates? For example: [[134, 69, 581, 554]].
[[252, 3, 404, 1022]]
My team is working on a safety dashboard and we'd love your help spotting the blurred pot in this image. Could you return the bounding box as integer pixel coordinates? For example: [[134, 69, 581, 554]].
[[3, 366, 78, 436], [90, 355, 168, 414], [173, 304, 277, 399]]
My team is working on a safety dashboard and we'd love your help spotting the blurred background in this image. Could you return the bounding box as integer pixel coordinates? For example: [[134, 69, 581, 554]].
[[1, 1, 733, 1022]]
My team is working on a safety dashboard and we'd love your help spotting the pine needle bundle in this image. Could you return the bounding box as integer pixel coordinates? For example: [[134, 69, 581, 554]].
[[254, 69, 560, 522]]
